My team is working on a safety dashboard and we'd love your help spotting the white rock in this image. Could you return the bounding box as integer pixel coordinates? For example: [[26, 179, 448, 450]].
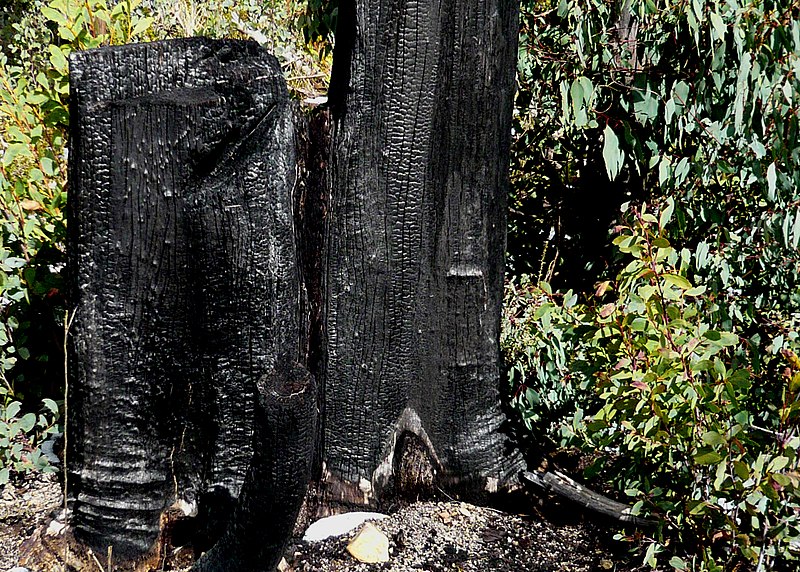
[[303, 511, 388, 542], [303, 96, 328, 107], [8, 567, 31, 572], [45, 519, 66, 536]]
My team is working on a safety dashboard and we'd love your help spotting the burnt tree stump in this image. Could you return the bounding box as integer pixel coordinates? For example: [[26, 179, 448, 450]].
[[318, 0, 524, 506], [193, 362, 316, 572], [62, 38, 311, 569], [47, 1, 527, 567]]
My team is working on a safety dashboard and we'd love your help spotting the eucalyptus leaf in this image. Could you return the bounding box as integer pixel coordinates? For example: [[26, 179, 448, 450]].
[[602, 125, 623, 181]]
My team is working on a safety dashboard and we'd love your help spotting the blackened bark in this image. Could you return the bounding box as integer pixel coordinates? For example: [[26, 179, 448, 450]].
[[67, 38, 305, 563], [64, 0, 525, 563], [320, 0, 523, 505], [193, 362, 316, 572]]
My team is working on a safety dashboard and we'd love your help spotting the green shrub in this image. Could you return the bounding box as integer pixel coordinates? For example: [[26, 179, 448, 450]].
[[513, 0, 800, 310], [0, 389, 59, 485], [580, 203, 800, 570], [504, 201, 800, 569], [507, 1, 800, 567], [502, 276, 591, 444]]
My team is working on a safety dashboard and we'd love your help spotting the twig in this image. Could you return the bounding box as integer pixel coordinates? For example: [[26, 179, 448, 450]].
[[286, 73, 327, 81], [63, 308, 77, 570], [755, 518, 769, 572], [87, 548, 105, 572], [750, 423, 779, 437], [522, 470, 658, 526], [107, 545, 113, 572]]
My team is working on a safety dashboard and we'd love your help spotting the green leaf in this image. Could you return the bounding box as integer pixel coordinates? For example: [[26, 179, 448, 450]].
[[769, 455, 789, 473], [48, 44, 69, 75], [663, 273, 692, 289], [669, 555, 688, 570], [702, 430, 725, 447], [533, 303, 554, 320], [792, 209, 800, 250], [735, 52, 752, 133], [41, 6, 68, 25], [715, 332, 739, 347], [673, 81, 690, 106], [5, 401, 21, 420], [19, 413, 36, 433], [733, 460, 750, 480], [750, 140, 766, 158], [767, 162, 777, 200], [694, 448, 724, 465], [1, 143, 32, 167], [571, 79, 587, 127], [2, 257, 27, 270], [131, 16, 154, 38], [602, 126, 623, 181], [42, 398, 58, 414], [659, 197, 674, 229], [40, 156, 57, 177]]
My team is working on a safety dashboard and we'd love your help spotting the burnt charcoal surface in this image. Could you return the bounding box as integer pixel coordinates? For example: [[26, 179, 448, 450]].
[[321, 0, 524, 499], [67, 38, 303, 559], [193, 362, 317, 572]]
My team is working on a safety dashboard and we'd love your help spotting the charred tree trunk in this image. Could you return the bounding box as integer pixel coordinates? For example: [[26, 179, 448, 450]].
[[61, 39, 310, 569], [41, 1, 525, 567], [318, 0, 523, 507]]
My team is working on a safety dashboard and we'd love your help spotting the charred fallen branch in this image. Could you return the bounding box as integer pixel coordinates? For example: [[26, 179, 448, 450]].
[[522, 470, 658, 527]]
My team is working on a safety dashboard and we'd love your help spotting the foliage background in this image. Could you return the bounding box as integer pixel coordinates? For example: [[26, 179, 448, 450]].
[[3, 0, 800, 569], [504, 0, 800, 569]]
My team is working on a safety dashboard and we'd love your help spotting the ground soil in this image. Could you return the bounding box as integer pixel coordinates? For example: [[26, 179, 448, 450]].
[[1, 472, 651, 572]]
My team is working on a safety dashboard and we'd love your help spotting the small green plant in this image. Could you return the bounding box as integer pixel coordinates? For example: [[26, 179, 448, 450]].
[[0, 387, 59, 485], [502, 276, 591, 443]]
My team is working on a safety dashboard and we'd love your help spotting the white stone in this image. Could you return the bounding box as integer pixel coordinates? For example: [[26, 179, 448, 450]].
[[302, 511, 388, 542], [45, 519, 66, 536]]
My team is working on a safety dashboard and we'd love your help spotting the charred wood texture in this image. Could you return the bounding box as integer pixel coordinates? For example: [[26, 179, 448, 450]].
[[193, 362, 317, 572], [65, 0, 525, 565], [67, 38, 307, 565], [320, 0, 524, 504]]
